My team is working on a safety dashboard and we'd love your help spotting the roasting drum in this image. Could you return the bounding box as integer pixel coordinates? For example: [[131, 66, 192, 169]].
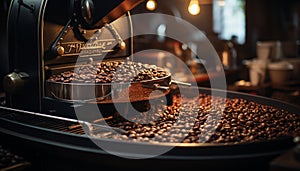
[[0, 87, 299, 171], [46, 72, 172, 103]]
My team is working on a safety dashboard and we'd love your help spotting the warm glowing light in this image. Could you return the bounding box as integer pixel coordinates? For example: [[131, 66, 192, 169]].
[[146, 0, 157, 11], [222, 50, 229, 67], [188, 0, 200, 15], [218, 0, 225, 6]]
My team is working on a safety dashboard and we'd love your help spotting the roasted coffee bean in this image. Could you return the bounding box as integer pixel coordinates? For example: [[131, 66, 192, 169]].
[[48, 61, 169, 84], [92, 93, 300, 144]]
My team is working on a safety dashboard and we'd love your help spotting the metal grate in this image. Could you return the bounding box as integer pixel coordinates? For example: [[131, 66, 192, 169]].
[[0, 111, 86, 135]]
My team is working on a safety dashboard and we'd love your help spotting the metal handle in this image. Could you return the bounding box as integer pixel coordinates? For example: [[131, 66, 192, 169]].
[[170, 80, 192, 86], [105, 23, 126, 50], [142, 84, 170, 91], [142, 81, 191, 91]]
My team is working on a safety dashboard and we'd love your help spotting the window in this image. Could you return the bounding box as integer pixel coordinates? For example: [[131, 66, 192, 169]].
[[213, 0, 246, 44]]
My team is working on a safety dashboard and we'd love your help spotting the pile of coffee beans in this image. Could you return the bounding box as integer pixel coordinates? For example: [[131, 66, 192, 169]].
[[47, 61, 169, 83], [92, 94, 300, 144]]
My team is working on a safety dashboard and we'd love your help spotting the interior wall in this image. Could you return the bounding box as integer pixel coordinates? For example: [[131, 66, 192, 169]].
[[245, 0, 300, 58]]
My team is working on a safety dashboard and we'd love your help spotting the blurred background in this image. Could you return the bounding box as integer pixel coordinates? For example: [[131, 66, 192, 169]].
[[130, 0, 300, 106]]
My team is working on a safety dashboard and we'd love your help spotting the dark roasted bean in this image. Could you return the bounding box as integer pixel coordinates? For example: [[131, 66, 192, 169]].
[[65, 83, 300, 144], [48, 61, 169, 84]]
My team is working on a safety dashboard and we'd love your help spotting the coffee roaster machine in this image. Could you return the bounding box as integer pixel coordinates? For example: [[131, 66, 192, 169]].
[[0, 0, 300, 170], [3, 0, 152, 118]]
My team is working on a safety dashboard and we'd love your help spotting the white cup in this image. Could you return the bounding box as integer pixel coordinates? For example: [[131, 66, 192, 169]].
[[250, 68, 260, 86], [246, 59, 268, 86], [257, 41, 273, 61], [257, 41, 283, 61]]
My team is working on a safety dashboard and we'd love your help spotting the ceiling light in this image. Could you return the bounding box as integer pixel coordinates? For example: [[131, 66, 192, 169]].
[[146, 0, 157, 11], [188, 0, 200, 15]]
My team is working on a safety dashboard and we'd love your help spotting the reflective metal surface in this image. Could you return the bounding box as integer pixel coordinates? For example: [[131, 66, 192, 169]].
[[46, 73, 171, 103]]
